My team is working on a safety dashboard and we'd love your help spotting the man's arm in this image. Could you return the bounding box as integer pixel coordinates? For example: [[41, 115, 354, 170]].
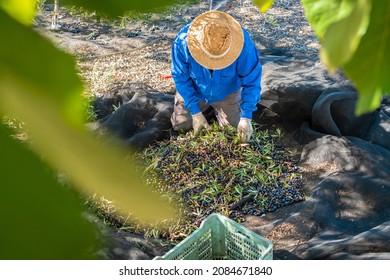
[[236, 30, 262, 119], [171, 37, 202, 115]]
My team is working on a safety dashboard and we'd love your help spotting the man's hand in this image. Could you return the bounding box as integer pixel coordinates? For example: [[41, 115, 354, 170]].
[[237, 117, 253, 143], [192, 112, 210, 137]]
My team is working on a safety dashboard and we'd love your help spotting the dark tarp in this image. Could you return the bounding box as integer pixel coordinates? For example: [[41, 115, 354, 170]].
[[92, 52, 390, 260]]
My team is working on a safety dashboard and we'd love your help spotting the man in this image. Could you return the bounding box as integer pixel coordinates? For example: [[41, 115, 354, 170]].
[[170, 10, 262, 143]]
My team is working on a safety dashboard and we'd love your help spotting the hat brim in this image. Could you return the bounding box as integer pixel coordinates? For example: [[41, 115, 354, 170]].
[[187, 11, 244, 70]]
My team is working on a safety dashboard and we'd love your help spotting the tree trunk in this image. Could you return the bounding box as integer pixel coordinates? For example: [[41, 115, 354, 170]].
[[51, 0, 60, 30]]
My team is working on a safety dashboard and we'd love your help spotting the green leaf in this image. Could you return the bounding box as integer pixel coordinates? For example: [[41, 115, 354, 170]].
[[344, 0, 390, 114], [0, 0, 36, 25], [0, 10, 174, 224], [303, 0, 389, 113], [253, 0, 275, 13], [320, 0, 371, 70], [63, 0, 184, 17], [302, 0, 356, 40], [0, 8, 84, 126], [0, 124, 98, 259]]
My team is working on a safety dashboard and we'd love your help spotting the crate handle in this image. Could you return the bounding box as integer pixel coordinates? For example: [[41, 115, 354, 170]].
[[235, 231, 252, 241]]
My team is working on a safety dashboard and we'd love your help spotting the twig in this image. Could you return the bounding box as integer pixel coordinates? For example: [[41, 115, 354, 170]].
[[229, 194, 255, 210]]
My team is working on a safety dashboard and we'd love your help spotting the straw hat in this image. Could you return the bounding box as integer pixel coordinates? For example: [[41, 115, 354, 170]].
[[187, 10, 244, 70]]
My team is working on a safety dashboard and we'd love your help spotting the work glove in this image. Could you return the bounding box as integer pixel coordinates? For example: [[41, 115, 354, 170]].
[[192, 112, 210, 137], [237, 117, 253, 143]]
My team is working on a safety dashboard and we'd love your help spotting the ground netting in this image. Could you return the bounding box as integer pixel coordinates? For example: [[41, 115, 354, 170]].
[[92, 51, 390, 260]]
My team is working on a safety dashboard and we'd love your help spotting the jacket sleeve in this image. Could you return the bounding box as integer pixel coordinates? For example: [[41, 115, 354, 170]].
[[171, 34, 202, 115], [237, 30, 262, 119]]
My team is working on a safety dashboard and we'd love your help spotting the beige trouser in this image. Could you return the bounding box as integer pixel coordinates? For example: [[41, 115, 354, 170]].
[[171, 89, 242, 131]]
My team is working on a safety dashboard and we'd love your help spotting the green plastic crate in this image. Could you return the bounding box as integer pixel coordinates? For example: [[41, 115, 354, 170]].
[[154, 213, 273, 260]]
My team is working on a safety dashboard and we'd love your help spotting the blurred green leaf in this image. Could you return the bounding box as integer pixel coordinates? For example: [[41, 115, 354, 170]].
[[344, 0, 390, 114], [0, 8, 174, 226], [0, 7, 84, 126], [253, 0, 275, 13], [0, 124, 98, 259], [320, 0, 370, 70], [302, 0, 356, 40], [0, 0, 36, 25], [303, 0, 390, 114], [63, 0, 184, 17]]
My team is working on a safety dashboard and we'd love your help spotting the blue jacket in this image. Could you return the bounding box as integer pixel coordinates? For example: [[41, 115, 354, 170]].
[[171, 24, 262, 119]]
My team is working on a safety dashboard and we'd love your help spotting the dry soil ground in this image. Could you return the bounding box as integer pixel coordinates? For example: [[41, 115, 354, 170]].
[[34, 0, 320, 97]]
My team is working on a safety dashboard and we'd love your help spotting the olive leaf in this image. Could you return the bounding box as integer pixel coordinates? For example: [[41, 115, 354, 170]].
[[130, 124, 304, 240], [302, 0, 390, 114], [344, 0, 390, 114], [253, 0, 275, 13], [319, 0, 370, 71], [1, 0, 182, 259], [0, 6, 174, 232], [302, 0, 356, 40], [0, 124, 98, 259], [0, 0, 36, 25]]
